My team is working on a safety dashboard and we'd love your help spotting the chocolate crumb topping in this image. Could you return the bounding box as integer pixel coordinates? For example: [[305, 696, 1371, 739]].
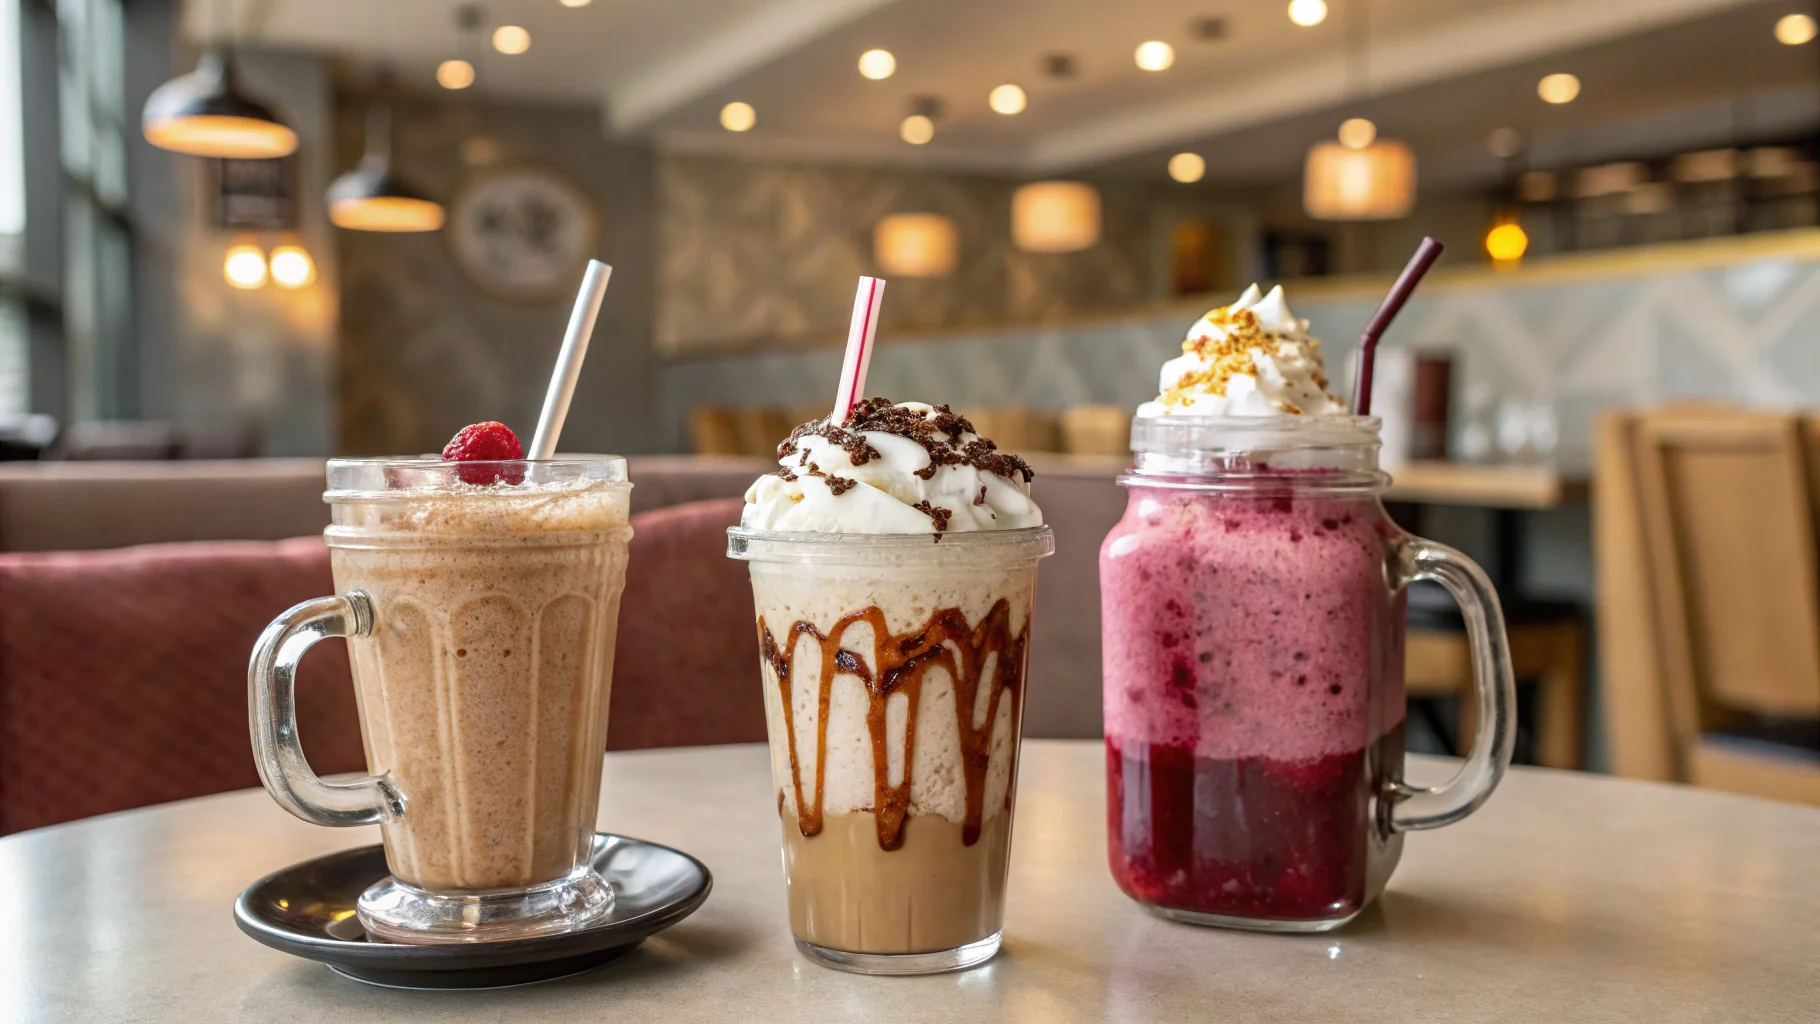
[[912, 500, 952, 533], [777, 397, 1034, 488], [974, 486, 988, 506], [825, 474, 856, 496]]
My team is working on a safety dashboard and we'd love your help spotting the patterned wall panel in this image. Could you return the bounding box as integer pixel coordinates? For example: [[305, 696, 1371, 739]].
[[655, 155, 1152, 356], [660, 232, 1820, 462]]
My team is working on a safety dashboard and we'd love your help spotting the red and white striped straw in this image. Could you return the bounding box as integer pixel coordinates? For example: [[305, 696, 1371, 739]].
[[831, 276, 886, 424]]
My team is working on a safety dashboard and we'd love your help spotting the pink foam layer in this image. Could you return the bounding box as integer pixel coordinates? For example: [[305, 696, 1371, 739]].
[[1100, 487, 1406, 763]]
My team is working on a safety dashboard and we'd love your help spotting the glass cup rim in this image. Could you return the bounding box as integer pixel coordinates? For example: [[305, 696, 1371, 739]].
[[325, 455, 629, 501]]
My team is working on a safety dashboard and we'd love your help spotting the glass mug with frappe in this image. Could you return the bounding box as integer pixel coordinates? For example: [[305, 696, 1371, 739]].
[[248, 423, 634, 943], [729, 399, 1052, 973], [1101, 287, 1515, 931]]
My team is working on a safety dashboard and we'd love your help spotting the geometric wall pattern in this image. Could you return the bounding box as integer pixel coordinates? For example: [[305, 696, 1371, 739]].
[[661, 233, 1820, 464]]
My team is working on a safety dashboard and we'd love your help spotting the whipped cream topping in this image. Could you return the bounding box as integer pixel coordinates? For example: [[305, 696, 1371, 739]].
[[1138, 284, 1347, 418], [743, 399, 1043, 535]]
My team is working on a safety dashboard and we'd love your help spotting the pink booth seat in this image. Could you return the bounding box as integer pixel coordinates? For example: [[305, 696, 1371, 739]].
[[0, 539, 364, 835], [0, 499, 765, 835]]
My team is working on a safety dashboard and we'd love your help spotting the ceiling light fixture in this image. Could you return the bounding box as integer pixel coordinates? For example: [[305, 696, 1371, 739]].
[[1338, 117, 1376, 150], [1288, 0, 1328, 27], [1485, 220, 1528, 265], [1012, 181, 1101, 252], [326, 104, 446, 232], [142, 51, 299, 159], [269, 244, 316, 288], [1135, 41, 1175, 71], [720, 101, 756, 132], [1537, 73, 1580, 104], [900, 114, 934, 145], [1168, 153, 1205, 183], [874, 213, 959, 277], [560, 0, 593, 7], [1044, 54, 1077, 78], [858, 49, 897, 80], [223, 244, 267, 289], [1776, 13, 1817, 45], [989, 84, 1027, 115], [436, 59, 475, 90], [1487, 127, 1524, 159], [492, 25, 530, 54]]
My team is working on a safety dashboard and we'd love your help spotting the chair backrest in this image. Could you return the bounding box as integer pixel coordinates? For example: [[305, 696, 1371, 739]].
[[1058, 404, 1131, 456], [1629, 409, 1820, 747], [607, 498, 766, 750], [0, 538, 363, 834]]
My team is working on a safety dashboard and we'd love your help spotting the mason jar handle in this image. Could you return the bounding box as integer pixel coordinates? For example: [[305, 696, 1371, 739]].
[[1389, 538, 1517, 832], [247, 591, 404, 827]]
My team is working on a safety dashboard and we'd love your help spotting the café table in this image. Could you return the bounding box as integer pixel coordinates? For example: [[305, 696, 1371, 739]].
[[3, 741, 1813, 1023]]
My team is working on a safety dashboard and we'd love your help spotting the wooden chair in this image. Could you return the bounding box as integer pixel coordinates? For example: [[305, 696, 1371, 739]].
[[733, 408, 794, 458], [1405, 591, 1587, 770], [965, 408, 1061, 454], [688, 406, 743, 456], [1597, 408, 1820, 804], [1059, 405, 1131, 456]]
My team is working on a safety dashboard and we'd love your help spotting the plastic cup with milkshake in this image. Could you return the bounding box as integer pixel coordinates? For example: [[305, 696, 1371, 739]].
[[728, 278, 1054, 974]]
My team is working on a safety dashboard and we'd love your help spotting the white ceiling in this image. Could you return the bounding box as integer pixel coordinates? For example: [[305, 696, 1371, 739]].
[[198, 0, 1803, 178]]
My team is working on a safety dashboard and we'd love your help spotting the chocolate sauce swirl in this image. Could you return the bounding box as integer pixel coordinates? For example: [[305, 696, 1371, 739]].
[[759, 601, 1027, 851]]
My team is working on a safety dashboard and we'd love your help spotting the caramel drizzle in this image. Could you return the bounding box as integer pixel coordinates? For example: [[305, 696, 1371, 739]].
[[759, 601, 1026, 851]]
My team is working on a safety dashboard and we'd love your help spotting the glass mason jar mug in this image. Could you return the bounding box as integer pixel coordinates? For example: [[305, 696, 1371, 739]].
[[1099, 416, 1515, 932]]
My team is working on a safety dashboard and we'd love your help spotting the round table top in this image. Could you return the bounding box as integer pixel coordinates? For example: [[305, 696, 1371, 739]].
[[3, 741, 1816, 1023]]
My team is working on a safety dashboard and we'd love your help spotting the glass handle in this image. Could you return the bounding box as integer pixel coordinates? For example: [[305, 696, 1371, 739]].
[[247, 591, 403, 827], [1389, 538, 1517, 832]]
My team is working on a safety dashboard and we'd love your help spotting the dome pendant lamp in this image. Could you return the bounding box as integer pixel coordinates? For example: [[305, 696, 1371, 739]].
[[326, 105, 445, 233], [142, 51, 298, 159]]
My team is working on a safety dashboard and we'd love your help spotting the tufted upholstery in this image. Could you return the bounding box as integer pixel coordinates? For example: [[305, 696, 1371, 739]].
[[0, 538, 363, 835], [608, 498, 766, 750]]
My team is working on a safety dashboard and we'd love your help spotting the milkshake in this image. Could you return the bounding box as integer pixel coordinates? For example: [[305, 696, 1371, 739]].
[[1101, 286, 1514, 931], [729, 398, 1051, 973], [249, 423, 633, 944]]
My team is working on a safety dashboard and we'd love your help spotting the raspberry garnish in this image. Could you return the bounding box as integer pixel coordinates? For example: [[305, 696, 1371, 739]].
[[442, 422, 524, 485]]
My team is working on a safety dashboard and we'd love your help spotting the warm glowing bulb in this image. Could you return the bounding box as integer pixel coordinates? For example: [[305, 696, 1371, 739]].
[[268, 245, 315, 289], [858, 49, 896, 80], [436, 59, 474, 90], [720, 102, 756, 132], [1486, 222, 1528, 263], [223, 245, 267, 289], [1337, 118, 1377, 150], [900, 114, 934, 145], [560, 0, 592, 6], [1135, 41, 1175, 71], [1288, 0, 1328, 27], [1537, 73, 1580, 104], [492, 25, 530, 54], [1168, 152, 1205, 183], [1776, 13, 1817, 44], [989, 84, 1027, 115]]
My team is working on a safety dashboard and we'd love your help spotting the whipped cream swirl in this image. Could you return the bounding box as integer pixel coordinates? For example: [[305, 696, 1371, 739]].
[[743, 399, 1043, 535], [1138, 284, 1347, 417]]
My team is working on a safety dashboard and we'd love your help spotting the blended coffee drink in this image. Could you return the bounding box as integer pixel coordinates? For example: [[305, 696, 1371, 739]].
[[1099, 287, 1515, 932], [250, 423, 632, 944], [729, 399, 1052, 974]]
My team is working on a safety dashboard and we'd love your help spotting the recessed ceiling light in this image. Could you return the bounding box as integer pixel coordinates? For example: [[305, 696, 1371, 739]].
[[560, 0, 592, 6], [989, 84, 1027, 115], [436, 59, 474, 90], [1168, 152, 1205, 183], [1487, 127, 1524, 159], [720, 102, 755, 132], [492, 25, 530, 55], [1338, 117, 1376, 150], [900, 114, 934, 145], [1776, 13, 1817, 45], [1135, 41, 1175, 71], [1288, 0, 1328, 27], [1537, 73, 1580, 104], [858, 49, 896, 80]]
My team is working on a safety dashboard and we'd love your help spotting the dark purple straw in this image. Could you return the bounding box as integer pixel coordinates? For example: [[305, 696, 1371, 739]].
[[1352, 236, 1444, 416]]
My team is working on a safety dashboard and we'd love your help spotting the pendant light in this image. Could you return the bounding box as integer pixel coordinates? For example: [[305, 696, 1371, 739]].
[[1303, 0, 1415, 220], [327, 103, 445, 232], [142, 0, 297, 159], [142, 50, 297, 159]]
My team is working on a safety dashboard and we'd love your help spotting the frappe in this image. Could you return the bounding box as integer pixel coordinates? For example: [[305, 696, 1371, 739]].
[[730, 398, 1052, 973]]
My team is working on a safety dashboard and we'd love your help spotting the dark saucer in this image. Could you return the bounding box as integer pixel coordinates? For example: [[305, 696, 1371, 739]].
[[234, 834, 712, 990]]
